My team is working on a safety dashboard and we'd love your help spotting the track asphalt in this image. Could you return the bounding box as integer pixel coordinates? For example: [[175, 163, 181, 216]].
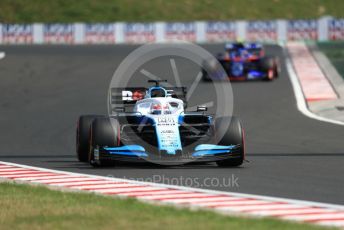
[[0, 44, 343, 205]]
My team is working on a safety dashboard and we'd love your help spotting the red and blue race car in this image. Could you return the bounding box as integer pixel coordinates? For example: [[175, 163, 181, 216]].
[[202, 42, 280, 81]]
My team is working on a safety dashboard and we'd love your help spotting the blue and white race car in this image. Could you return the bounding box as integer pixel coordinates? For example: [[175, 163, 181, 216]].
[[76, 80, 245, 167], [202, 42, 280, 81]]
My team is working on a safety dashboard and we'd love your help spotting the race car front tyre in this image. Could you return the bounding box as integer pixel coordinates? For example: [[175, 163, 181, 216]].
[[215, 117, 245, 167], [202, 58, 222, 82], [89, 117, 120, 167], [76, 115, 101, 162], [202, 68, 211, 81]]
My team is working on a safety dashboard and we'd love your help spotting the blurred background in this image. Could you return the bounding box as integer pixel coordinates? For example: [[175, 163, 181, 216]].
[[0, 0, 343, 22]]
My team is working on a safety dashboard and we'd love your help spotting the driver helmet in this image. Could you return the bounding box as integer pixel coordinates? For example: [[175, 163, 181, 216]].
[[150, 102, 170, 115], [150, 88, 166, 98]]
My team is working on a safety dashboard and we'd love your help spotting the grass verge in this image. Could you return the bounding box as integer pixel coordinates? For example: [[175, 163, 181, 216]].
[[0, 0, 344, 23], [0, 182, 335, 230], [318, 42, 344, 79]]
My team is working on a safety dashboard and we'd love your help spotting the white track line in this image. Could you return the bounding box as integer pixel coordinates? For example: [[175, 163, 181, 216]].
[[284, 42, 344, 126], [0, 52, 5, 59], [1, 161, 344, 228]]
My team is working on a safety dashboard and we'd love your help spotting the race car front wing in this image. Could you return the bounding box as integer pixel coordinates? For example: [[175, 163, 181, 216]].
[[93, 144, 242, 164]]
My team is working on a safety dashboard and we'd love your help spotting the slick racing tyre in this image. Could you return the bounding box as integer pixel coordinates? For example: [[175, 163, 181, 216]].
[[201, 58, 222, 81], [76, 115, 101, 162], [260, 56, 278, 81], [202, 68, 211, 82], [89, 117, 120, 167], [215, 117, 245, 167]]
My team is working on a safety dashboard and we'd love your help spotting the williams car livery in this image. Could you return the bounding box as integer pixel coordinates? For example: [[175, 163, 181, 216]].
[[76, 80, 245, 167]]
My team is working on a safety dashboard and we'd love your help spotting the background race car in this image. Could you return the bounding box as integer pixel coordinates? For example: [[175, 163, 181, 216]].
[[76, 80, 245, 167], [202, 42, 280, 81]]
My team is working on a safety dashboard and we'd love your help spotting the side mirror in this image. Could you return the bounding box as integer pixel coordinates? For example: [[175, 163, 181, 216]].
[[197, 106, 207, 112]]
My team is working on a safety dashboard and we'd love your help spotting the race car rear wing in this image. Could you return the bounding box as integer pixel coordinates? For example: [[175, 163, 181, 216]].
[[109, 86, 187, 113], [111, 87, 147, 105]]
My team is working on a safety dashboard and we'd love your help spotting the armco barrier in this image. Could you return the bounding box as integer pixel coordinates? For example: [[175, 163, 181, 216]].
[[0, 17, 343, 44]]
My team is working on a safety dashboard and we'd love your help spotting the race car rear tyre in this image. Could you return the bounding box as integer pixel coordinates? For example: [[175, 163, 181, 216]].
[[215, 117, 245, 167], [76, 115, 101, 162], [89, 117, 120, 167], [260, 56, 278, 81]]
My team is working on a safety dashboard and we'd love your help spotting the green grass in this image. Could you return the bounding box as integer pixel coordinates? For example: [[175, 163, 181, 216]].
[[318, 42, 344, 79], [0, 182, 335, 230], [0, 0, 344, 23]]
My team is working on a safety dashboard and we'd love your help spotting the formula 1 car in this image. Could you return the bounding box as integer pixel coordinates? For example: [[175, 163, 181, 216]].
[[202, 42, 280, 81], [76, 80, 245, 167]]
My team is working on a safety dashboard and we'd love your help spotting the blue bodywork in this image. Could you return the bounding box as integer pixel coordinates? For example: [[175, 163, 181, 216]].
[[103, 143, 238, 158], [95, 83, 243, 164], [100, 113, 240, 162]]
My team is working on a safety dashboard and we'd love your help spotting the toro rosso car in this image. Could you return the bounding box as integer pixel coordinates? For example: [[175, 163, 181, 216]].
[[76, 80, 245, 167], [202, 42, 280, 81]]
